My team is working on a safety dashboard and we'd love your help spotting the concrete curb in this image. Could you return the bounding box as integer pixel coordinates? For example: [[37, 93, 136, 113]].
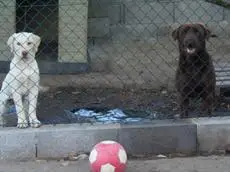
[[0, 117, 230, 160], [191, 117, 230, 155]]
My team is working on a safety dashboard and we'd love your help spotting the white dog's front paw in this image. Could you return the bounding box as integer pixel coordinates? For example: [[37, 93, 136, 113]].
[[17, 122, 29, 128], [30, 119, 41, 128]]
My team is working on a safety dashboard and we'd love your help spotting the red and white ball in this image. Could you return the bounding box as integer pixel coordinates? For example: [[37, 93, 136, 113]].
[[89, 140, 127, 172]]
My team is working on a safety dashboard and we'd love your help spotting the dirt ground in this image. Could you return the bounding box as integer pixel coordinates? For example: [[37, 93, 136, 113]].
[[1, 156, 230, 172], [35, 86, 230, 125], [37, 87, 178, 124]]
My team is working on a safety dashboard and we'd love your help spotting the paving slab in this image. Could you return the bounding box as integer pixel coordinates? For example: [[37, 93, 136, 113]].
[[191, 117, 230, 155]]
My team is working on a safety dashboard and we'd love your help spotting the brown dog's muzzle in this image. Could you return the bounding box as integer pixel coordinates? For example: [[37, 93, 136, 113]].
[[184, 38, 196, 54]]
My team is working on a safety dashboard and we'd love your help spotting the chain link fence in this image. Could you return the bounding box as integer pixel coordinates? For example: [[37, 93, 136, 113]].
[[0, 0, 230, 128]]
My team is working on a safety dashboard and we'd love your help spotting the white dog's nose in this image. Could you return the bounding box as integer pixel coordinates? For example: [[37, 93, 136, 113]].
[[22, 51, 28, 57]]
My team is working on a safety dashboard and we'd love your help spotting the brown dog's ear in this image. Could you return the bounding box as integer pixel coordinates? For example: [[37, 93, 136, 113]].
[[204, 27, 211, 40], [198, 23, 211, 40], [172, 28, 179, 41]]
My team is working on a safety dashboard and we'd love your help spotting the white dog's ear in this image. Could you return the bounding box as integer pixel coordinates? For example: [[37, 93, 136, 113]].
[[32, 33, 41, 53], [7, 33, 17, 53]]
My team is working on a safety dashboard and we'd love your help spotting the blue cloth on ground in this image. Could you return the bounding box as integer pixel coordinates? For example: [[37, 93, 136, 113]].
[[73, 108, 144, 123]]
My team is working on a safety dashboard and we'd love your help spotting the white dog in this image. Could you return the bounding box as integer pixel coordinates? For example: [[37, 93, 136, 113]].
[[0, 32, 41, 128]]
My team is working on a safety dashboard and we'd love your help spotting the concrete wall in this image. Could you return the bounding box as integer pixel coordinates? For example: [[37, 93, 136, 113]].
[[88, 0, 230, 39], [0, 0, 15, 61]]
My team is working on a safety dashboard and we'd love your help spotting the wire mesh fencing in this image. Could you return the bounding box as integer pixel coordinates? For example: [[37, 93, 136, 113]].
[[0, 0, 230, 128]]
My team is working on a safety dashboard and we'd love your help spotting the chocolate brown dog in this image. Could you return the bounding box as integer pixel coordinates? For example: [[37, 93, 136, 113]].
[[172, 23, 216, 117]]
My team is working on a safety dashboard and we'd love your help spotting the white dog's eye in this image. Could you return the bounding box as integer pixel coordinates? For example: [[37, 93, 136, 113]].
[[17, 42, 21, 46], [27, 42, 32, 45]]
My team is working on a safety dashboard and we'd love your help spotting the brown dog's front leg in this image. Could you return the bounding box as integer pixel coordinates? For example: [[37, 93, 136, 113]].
[[179, 95, 189, 118], [201, 92, 214, 116]]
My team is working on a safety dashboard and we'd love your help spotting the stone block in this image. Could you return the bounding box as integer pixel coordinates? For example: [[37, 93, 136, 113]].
[[0, 128, 36, 160], [191, 117, 230, 154], [36, 124, 119, 158], [118, 120, 197, 155], [58, 2, 88, 63]]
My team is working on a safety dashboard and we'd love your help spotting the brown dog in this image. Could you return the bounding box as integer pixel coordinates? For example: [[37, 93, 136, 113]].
[[172, 23, 216, 117]]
